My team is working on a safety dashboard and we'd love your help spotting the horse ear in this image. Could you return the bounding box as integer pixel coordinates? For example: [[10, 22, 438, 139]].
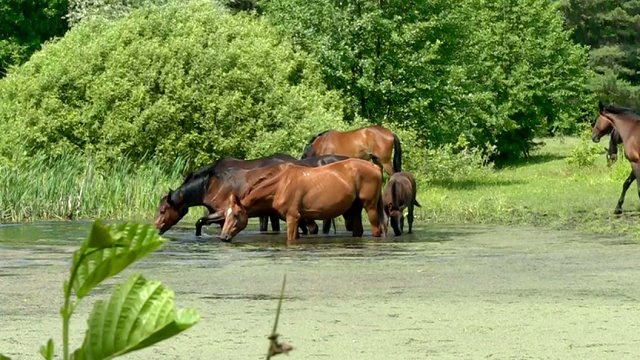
[[599, 101, 604, 112], [234, 194, 242, 207]]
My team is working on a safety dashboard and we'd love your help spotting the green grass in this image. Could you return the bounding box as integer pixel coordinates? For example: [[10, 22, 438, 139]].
[[0, 151, 189, 223], [3, 136, 640, 240], [416, 135, 640, 238]]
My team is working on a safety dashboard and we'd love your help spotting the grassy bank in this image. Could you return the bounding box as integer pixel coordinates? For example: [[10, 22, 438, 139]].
[[0, 152, 187, 223], [2, 136, 639, 240], [417, 134, 640, 238]]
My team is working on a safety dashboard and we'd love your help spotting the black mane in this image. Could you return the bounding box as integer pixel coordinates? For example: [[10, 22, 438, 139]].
[[181, 156, 237, 185], [306, 129, 332, 145], [171, 175, 209, 207], [602, 103, 640, 121]]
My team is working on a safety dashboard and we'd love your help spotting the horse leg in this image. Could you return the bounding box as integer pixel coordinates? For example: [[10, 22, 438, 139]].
[[408, 203, 414, 234], [322, 219, 332, 234], [297, 219, 309, 235], [259, 216, 268, 232], [614, 169, 636, 214], [286, 214, 301, 246], [270, 213, 281, 232], [400, 211, 405, 234], [381, 159, 395, 177], [351, 212, 364, 237], [195, 215, 223, 236], [364, 204, 383, 237]]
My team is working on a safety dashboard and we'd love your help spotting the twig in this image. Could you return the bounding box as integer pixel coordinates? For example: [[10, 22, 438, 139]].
[[266, 274, 293, 359]]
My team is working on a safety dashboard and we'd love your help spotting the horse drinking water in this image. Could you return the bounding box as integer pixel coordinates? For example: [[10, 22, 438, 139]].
[[382, 172, 421, 236], [301, 125, 402, 176], [591, 102, 640, 214], [215, 158, 388, 245]]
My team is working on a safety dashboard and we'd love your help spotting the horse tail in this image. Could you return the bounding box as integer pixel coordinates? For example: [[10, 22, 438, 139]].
[[392, 133, 402, 173], [414, 199, 422, 208]]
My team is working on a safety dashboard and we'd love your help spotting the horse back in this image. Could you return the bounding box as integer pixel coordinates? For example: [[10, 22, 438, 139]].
[[383, 171, 417, 208]]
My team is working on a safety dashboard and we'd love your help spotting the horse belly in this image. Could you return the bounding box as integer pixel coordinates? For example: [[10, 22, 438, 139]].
[[299, 192, 356, 220]]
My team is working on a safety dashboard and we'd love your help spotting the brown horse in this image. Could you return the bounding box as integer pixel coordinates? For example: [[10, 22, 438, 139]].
[[301, 125, 402, 176], [382, 172, 421, 236], [592, 102, 640, 214], [606, 128, 623, 166], [155, 153, 297, 236], [154, 154, 351, 235], [216, 158, 388, 245]]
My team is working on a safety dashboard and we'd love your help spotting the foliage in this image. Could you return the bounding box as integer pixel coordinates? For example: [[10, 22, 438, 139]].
[[66, 0, 171, 26], [0, 220, 200, 360], [0, 148, 187, 223], [565, 123, 605, 167], [559, 0, 640, 108], [0, 0, 346, 169], [261, 0, 593, 160], [0, 0, 69, 77]]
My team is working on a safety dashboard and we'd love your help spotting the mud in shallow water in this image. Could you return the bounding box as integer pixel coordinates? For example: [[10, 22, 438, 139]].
[[1, 221, 640, 359]]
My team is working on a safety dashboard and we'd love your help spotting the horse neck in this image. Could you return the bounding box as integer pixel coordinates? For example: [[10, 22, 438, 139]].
[[175, 177, 208, 208], [242, 171, 284, 210], [608, 114, 637, 143]]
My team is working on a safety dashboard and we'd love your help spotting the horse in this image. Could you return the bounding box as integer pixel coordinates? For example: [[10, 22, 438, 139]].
[[301, 125, 402, 176], [154, 154, 351, 235], [156, 153, 297, 236], [605, 129, 623, 166], [591, 101, 640, 214], [215, 158, 388, 246], [382, 172, 421, 236]]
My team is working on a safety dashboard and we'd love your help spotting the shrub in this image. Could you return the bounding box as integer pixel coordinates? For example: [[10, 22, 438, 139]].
[[565, 123, 605, 167], [0, 0, 346, 170]]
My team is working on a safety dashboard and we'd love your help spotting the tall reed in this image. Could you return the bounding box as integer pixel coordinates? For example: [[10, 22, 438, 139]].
[[0, 151, 188, 223]]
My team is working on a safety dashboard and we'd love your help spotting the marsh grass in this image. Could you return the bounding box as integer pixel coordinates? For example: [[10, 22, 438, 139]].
[[4, 136, 640, 240], [416, 135, 640, 238], [0, 151, 189, 223]]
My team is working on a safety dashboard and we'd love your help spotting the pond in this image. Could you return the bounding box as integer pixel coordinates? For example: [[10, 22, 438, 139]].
[[1, 221, 640, 359]]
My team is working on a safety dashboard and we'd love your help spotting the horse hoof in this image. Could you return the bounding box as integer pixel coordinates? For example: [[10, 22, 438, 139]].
[[613, 208, 623, 215]]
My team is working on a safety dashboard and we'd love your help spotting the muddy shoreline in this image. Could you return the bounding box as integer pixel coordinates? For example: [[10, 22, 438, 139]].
[[2, 222, 640, 359]]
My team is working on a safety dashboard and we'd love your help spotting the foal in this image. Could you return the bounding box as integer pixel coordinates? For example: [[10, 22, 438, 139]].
[[591, 101, 640, 214], [382, 172, 421, 235]]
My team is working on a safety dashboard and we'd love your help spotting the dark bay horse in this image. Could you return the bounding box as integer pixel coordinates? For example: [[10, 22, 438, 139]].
[[155, 153, 296, 235], [301, 125, 402, 176], [591, 102, 640, 214], [154, 154, 350, 235], [606, 129, 623, 166], [382, 172, 421, 236], [217, 158, 388, 246]]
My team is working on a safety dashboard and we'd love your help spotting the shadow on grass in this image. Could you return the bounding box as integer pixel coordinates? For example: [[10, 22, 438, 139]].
[[495, 153, 567, 169], [428, 177, 527, 190]]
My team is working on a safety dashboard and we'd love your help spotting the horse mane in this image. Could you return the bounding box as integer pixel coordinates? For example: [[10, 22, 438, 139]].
[[237, 163, 291, 200], [171, 175, 209, 206], [603, 103, 640, 121], [181, 156, 238, 185], [306, 129, 332, 144]]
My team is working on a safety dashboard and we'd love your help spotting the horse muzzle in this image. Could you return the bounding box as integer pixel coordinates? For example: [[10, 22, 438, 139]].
[[219, 234, 234, 242], [591, 134, 601, 143]]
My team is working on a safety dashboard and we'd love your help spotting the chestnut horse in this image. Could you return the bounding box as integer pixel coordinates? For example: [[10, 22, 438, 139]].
[[216, 158, 388, 245], [301, 125, 402, 176], [155, 153, 296, 235], [382, 172, 421, 236], [591, 102, 640, 214], [154, 154, 350, 235]]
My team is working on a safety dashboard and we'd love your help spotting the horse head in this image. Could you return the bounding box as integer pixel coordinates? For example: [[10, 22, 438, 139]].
[[154, 188, 189, 235]]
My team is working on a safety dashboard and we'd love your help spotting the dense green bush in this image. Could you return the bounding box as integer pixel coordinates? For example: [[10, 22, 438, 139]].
[[0, 0, 69, 77], [261, 0, 594, 161], [0, 0, 347, 169]]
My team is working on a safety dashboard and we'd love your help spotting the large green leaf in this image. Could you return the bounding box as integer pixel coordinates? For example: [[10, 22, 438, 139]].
[[72, 273, 199, 360], [72, 221, 167, 299], [0, 354, 12, 360]]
